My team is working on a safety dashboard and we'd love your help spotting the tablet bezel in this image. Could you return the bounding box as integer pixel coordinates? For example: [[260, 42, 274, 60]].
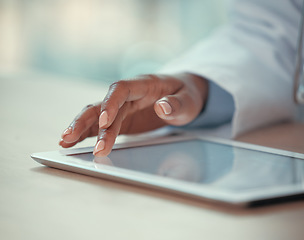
[[31, 134, 304, 207]]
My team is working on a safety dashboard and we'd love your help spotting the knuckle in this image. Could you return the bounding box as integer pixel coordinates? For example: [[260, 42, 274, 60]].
[[138, 74, 161, 82], [109, 80, 128, 91], [104, 129, 117, 139], [98, 127, 117, 140], [82, 104, 94, 111], [80, 104, 99, 118]]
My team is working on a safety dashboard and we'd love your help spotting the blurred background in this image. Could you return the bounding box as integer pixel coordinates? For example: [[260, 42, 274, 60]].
[[0, 0, 229, 83]]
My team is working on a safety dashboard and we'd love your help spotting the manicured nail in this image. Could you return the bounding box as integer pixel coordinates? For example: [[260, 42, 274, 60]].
[[93, 140, 105, 155], [99, 111, 108, 128], [158, 101, 172, 115], [62, 127, 72, 138]]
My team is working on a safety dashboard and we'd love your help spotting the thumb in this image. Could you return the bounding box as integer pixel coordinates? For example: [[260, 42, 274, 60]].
[[154, 87, 204, 126]]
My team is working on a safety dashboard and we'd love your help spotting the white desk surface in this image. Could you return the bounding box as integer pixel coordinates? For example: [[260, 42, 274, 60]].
[[1, 71, 304, 240]]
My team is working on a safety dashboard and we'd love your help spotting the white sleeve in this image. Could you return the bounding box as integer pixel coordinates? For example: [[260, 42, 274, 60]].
[[159, 0, 300, 138]]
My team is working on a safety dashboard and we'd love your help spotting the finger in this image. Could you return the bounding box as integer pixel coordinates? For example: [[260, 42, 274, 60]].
[[61, 104, 100, 144], [99, 75, 183, 130], [154, 86, 204, 126], [93, 104, 130, 157], [59, 132, 88, 148], [59, 123, 99, 148], [59, 139, 77, 148]]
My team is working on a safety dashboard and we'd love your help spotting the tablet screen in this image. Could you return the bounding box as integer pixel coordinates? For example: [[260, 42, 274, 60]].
[[71, 140, 304, 192]]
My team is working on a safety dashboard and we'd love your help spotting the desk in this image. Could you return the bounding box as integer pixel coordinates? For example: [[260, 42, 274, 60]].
[[1, 72, 304, 240]]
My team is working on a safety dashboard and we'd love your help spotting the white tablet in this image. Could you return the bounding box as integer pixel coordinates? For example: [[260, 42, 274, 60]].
[[31, 135, 304, 207]]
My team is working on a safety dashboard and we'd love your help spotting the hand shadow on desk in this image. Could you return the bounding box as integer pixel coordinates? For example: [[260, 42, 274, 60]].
[[31, 166, 304, 216]]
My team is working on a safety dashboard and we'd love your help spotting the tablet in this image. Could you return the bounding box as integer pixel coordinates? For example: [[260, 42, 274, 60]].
[[31, 135, 304, 207]]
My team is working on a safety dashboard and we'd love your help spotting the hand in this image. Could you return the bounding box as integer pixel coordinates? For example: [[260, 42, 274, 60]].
[[59, 73, 208, 156]]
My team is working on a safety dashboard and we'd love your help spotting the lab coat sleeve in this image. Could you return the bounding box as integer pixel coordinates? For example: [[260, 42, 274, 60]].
[[158, 0, 300, 138]]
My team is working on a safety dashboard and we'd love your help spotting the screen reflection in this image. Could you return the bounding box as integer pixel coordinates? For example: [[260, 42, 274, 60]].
[[94, 140, 234, 183], [71, 140, 304, 191]]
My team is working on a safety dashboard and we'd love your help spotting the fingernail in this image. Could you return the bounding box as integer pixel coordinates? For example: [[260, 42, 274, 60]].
[[93, 140, 105, 155], [62, 127, 72, 138], [99, 111, 108, 128], [158, 101, 172, 115]]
